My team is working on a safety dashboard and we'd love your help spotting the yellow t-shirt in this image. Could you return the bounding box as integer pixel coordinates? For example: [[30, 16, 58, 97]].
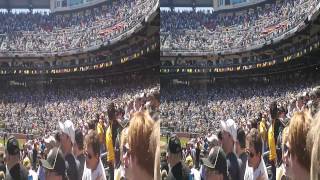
[[259, 119, 267, 143], [96, 123, 104, 143], [268, 121, 277, 161], [106, 123, 115, 163]]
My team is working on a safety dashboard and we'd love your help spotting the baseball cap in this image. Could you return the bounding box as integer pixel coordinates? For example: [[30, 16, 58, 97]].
[[167, 135, 182, 154], [220, 119, 237, 142], [40, 147, 66, 176], [6, 136, 20, 155], [59, 120, 75, 144], [201, 146, 227, 176]]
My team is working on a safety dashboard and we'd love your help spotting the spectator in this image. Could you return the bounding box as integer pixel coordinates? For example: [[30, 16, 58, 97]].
[[124, 111, 155, 180], [22, 156, 38, 180], [308, 111, 320, 180], [59, 120, 79, 180], [82, 130, 106, 180], [105, 102, 122, 180], [220, 119, 241, 180], [74, 129, 85, 179], [201, 146, 229, 180], [40, 147, 67, 180], [244, 128, 268, 180], [185, 155, 201, 180], [268, 101, 278, 180], [236, 128, 248, 180], [166, 135, 191, 180], [276, 127, 291, 180], [287, 111, 311, 180], [4, 136, 29, 180]]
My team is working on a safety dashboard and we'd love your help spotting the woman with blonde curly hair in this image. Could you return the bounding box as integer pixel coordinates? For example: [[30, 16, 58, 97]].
[[287, 111, 312, 180], [123, 111, 155, 180]]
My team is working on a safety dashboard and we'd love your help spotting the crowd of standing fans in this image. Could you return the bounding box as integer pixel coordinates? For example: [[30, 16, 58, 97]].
[[161, 80, 320, 180], [160, 0, 319, 52], [0, 76, 160, 180], [0, 0, 157, 54]]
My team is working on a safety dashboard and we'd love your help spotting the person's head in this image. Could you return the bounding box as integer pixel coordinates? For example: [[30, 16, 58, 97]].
[[84, 130, 100, 170], [270, 101, 278, 120], [5, 136, 20, 168], [288, 111, 311, 179], [220, 119, 237, 154], [73, 129, 84, 156], [40, 147, 67, 180], [278, 106, 287, 119], [107, 103, 116, 121], [167, 135, 182, 167], [281, 127, 292, 178], [125, 111, 155, 179], [202, 146, 228, 180], [59, 120, 75, 154], [307, 111, 320, 180], [296, 96, 304, 109], [246, 128, 263, 169], [236, 128, 246, 156]]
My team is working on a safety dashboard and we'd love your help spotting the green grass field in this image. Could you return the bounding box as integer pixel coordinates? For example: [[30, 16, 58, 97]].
[[160, 136, 190, 151], [0, 138, 26, 151]]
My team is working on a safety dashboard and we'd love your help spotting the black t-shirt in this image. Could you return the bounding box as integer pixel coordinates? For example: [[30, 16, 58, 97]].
[[0, 161, 6, 174], [5, 163, 28, 180], [226, 152, 240, 180], [77, 153, 85, 179], [167, 161, 191, 180], [65, 153, 79, 180]]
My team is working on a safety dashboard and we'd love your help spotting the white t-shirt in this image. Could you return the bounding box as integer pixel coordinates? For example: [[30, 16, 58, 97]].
[[244, 158, 268, 180], [190, 168, 201, 180], [82, 160, 107, 180]]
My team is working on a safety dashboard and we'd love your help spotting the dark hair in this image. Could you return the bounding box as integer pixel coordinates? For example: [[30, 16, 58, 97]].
[[88, 120, 96, 130], [85, 130, 100, 156], [269, 101, 278, 120], [107, 103, 116, 120], [237, 128, 246, 149], [278, 106, 287, 114], [75, 129, 84, 150], [217, 130, 222, 141], [247, 128, 262, 156], [54, 131, 61, 143]]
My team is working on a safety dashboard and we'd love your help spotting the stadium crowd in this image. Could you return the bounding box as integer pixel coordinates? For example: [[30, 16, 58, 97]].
[[160, 0, 319, 52], [0, 75, 160, 180], [160, 77, 320, 180], [0, 0, 157, 54]]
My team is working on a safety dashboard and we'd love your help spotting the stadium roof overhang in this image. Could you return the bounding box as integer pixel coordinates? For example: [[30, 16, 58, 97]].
[[160, 0, 213, 7], [0, 0, 50, 9]]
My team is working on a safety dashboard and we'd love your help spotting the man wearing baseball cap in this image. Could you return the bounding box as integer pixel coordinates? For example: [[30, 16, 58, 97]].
[[201, 146, 229, 180], [59, 120, 79, 180], [167, 135, 191, 180], [40, 147, 67, 180], [220, 119, 241, 180], [4, 136, 28, 180]]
